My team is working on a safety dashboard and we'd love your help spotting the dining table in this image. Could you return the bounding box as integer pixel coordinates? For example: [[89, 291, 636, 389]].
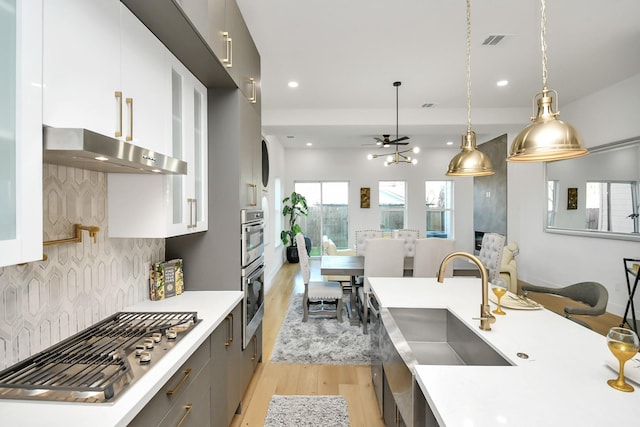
[[320, 255, 414, 326]]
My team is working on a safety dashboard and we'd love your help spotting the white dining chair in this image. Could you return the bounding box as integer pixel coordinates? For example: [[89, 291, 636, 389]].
[[412, 238, 456, 278], [355, 230, 383, 256], [477, 233, 505, 282], [356, 238, 405, 333], [296, 233, 343, 322], [392, 229, 420, 257]]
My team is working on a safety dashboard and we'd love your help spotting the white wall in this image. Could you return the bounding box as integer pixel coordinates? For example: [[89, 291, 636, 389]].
[[508, 73, 640, 316], [261, 135, 287, 294], [281, 146, 477, 263], [265, 73, 640, 316]]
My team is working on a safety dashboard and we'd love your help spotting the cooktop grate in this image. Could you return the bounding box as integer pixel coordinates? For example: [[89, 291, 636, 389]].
[[0, 311, 198, 403]]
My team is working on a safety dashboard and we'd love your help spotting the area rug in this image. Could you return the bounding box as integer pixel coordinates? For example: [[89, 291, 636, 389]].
[[264, 395, 350, 427], [270, 293, 372, 364]]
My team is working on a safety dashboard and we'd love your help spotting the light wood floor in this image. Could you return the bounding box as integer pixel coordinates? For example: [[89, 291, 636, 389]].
[[229, 263, 625, 426], [229, 261, 385, 427]]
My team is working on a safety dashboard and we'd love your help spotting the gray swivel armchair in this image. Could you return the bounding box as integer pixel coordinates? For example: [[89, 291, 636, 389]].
[[521, 282, 609, 329]]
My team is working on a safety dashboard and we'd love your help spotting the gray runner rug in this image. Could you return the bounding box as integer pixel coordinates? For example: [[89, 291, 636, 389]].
[[264, 395, 350, 427], [270, 293, 371, 365]]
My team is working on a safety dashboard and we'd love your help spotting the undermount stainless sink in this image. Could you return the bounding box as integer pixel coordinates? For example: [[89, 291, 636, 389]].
[[373, 306, 513, 426], [383, 307, 512, 367]]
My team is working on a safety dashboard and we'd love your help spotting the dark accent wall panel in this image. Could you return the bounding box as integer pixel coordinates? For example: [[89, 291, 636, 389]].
[[473, 134, 508, 237]]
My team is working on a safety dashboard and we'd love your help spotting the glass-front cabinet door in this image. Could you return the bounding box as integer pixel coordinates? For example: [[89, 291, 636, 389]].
[[0, 0, 43, 267]]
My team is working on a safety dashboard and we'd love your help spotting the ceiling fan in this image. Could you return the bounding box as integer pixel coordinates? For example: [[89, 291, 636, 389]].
[[373, 134, 409, 147], [367, 81, 419, 166]]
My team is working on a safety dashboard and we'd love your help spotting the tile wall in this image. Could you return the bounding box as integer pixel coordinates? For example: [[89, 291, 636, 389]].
[[0, 164, 165, 370]]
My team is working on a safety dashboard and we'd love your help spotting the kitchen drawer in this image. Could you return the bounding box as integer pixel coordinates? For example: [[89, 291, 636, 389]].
[[158, 363, 211, 427], [129, 337, 210, 427]]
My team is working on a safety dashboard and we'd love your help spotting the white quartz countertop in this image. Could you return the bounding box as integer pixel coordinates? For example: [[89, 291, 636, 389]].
[[0, 291, 243, 427], [369, 277, 640, 427]]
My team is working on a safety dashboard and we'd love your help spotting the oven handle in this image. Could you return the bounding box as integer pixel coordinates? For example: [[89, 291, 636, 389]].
[[244, 222, 264, 234], [245, 262, 266, 281]]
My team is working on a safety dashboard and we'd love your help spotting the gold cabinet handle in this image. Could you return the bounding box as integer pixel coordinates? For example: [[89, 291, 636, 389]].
[[176, 404, 193, 427], [115, 91, 123, 137], [251, 335, 258, 361], [192, 198, 198, 227], [248, 183, 257, 206], [125, 97, 133, 141], [187, 198, 196, 229], [222, 31, 232, 68], [166, 368, 192, 396], [248, 78, 257, 104], [224, 313, 233, 347]]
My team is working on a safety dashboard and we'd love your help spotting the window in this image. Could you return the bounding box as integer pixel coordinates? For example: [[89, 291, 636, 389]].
[[379, 181, 406, 231], [586, 181, 638, 233], [425, 181, 453, 238], [294, 182, 349, 256]]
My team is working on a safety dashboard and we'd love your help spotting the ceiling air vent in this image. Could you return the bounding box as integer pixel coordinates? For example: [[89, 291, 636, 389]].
[[482, 34, 506, 46]]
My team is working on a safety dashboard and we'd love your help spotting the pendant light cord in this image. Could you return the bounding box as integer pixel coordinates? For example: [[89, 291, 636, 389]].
[[466, 0, 472, 134], [396, 83, 400, 154], [541, 0, 548, 91]]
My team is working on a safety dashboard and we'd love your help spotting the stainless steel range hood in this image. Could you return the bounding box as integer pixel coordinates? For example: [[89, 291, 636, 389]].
[[43, 126, 188, 175]]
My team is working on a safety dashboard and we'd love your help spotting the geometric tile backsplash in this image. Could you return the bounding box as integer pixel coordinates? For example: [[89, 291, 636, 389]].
[[0, 164, 165, 370]]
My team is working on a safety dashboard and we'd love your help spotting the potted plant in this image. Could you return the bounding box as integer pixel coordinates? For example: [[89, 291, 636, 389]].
[[281, 191, 309, 263]]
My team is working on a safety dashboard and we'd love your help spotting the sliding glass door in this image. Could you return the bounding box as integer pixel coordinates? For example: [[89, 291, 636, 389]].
[[294, 182, 349, 256]]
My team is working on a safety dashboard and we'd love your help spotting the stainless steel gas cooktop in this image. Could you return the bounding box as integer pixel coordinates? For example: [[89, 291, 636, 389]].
[[0, 311, 199, 403]]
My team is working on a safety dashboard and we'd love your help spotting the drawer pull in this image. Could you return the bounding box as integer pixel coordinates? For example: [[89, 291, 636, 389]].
[[166, 368, 192, 396], [225, 313, 233, 347], [251, 335, 258, 361], [176, 404, 193, 427]]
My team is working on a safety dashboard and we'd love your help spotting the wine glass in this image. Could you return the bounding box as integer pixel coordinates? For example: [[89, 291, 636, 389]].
[[607, 327, 640, 392], [491, 278, 508, 315]]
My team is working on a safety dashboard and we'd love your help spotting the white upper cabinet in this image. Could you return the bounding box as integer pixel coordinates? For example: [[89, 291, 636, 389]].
[[119, 6, 171, 152], [43, 0, 170, 154], [108, 57, 208, 238], [43, 0, 120, 138], [0, 0, 43, 267]]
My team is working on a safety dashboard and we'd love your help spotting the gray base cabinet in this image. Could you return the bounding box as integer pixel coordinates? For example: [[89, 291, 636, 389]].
[[129, 337, 211, 427], [130, 301, 257, 427], [211, 302, 243, 427], [241, 322, 262, 393]]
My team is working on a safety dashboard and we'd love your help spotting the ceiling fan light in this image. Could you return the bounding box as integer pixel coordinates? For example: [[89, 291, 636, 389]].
[[412, 146, 420, 154], [446, 131, 495, 176], [508, 91, 588, 162], [386, 155, 394, 163], [411, 158, 418, 165], [367, 153, 374, 160]]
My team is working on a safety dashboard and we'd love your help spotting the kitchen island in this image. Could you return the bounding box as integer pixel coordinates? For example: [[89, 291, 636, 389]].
[[0, 291, 243, 427], [369, 277, 640, 426]]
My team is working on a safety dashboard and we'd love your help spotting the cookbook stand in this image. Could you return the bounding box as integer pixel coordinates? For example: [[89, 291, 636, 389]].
[[620, 258, 640, 333]]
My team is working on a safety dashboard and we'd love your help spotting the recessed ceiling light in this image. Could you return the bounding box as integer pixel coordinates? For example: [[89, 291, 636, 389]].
[[306, 142, 312, 146], [288, 81, 299, 88], [446, 141, 454, 146], [497, 80, 509, 87]]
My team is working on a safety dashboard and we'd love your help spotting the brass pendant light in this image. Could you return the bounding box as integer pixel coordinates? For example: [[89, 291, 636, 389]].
[[508, 0, 588, 162], [447, 0, 494, 176]]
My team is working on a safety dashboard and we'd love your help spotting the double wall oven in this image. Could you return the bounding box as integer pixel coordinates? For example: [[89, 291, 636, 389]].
[[240, 209, 265, 349]]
